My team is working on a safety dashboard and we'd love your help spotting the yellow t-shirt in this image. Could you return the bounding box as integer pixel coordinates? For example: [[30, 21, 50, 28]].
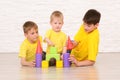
[[18, 36, 42, 61], [71, 24, 99, 61], [45, 29, 67, 54]]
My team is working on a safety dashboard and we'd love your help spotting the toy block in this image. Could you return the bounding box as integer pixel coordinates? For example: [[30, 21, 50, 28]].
[[35, 54, 42, 67], [56, 60, 63, 68], [35, 40, 43, 67], [63, 53, 70, 67], [42, 60, 49, 68], [67, 36, 73, 50], [36, 40, 42, 54], [46, 54, 60, 61], [50, 47, 57, 54]]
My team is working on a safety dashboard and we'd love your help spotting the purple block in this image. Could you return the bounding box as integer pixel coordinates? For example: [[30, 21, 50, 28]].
[[35, 53, 42, 68], [63, 53, 70, 67]]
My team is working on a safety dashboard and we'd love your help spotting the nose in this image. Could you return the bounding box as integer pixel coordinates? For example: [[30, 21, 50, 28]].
[[35, 33, 39, 37], [84, 26, 87, 30], [56, 23, 60, 27]]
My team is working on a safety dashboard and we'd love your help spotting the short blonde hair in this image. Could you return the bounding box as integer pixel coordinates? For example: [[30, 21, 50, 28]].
[[23, 21, 38, 33], [50, 11, 64, 23]]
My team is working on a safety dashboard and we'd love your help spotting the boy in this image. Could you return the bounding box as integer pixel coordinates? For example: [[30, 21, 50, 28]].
[[18, 21, 43, 67], [69, 9, 101, 67], [44, 11, 67, 66]]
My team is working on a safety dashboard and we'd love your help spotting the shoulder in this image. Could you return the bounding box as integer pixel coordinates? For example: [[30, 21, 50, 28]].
[[20, 39, 29, 47], [60, 31, 67, 37], [60, 30, 66, 35], [46, 29, 52, 33], [88, 29, 99, 42], [45, 29, 52, 35], [21, 39, 29, 44], [38, 36, 42, 42], [76, 24, 84, 34], [39, 35, 42, 39], [89, 29, 99, 37], [78, 24, 84, 31]]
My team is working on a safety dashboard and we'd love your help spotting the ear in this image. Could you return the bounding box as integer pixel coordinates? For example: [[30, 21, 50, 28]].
[[62, 21, 64, 25], [50, 22, 52, 26], [24, 33, 28, 37], [95, 23, 99, 27]]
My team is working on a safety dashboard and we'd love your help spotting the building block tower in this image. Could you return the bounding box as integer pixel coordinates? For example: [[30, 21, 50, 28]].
[[35, 40, 42, 68], [63, 36, 73, 67], [46, 47, 60, 61]]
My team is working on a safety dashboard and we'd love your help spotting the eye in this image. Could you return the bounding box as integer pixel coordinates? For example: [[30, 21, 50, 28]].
[[31, 32, 34, 35], [88, 25, 91, 27], [59, 23, 62, 24], [36, 31, 38, 34], [54, 22, 57, 24]]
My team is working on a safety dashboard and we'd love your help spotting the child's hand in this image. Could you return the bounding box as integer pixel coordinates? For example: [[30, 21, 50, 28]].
[[69, 55, 78, 65], [44, 38, 55, 46], [28, 60, 36, 67], [60, 54, 63, 60], [48, 41, 55, 46]]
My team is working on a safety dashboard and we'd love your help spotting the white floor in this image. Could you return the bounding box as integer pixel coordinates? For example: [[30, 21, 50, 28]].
[[0, 53, 120, 80]]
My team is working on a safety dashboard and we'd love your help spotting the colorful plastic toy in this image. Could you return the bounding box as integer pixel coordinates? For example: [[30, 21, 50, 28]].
[[63, 53, 70, 67], [56, 60, 63, 68], [46, 47, 60, 61], [36, 36, 73, 68], [67, 36, 73, 50], [35, 40, 42, 68], [42, 60, 49, 68]]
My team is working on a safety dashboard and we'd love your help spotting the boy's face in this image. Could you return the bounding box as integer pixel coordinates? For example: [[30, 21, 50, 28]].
[[25, 28, 39, 43], [83, 22, 99, 33], [50, 17, 63, 32]]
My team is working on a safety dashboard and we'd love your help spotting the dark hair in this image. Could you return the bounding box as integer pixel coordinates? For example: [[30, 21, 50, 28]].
[[23, 21, 38, 33], [83, 9, 101, 25], [49, 57, 56, 66]]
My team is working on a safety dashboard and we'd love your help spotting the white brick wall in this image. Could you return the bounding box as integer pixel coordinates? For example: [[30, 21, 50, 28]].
[[0, 0, 120, 52]]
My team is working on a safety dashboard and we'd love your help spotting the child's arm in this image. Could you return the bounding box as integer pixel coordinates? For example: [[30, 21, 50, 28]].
[[20, 58, 35, 67], [44, 37, 55, 46], [62, 46, 67, 53], [60, 46, 67, 60], [72, 41, 79, 48], [69, 55, 95, 67]]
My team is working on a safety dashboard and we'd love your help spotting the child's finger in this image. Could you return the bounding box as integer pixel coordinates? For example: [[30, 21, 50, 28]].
[[70, 54, 74, 57], [32, 60, 35, 62]]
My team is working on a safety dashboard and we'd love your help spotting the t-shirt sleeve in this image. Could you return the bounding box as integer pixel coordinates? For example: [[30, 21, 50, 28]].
[[88, 35, 99, 61], [39, 36, 42, 44], [45, 29, 51, 38]]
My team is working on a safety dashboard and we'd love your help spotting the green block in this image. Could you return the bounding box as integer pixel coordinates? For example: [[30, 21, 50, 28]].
[[50, 47, 57, 54], [46, 54, 60, 61]]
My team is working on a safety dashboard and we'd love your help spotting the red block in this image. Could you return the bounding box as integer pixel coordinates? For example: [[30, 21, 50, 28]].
[[36, 40, 42, 54], [67, 36, 73, 50]]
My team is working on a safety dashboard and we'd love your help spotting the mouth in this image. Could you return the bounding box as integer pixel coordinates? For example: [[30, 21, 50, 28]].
[[85, 29, 88, 31], [34, 37, 38, 40], [84, 29, 89, 33]]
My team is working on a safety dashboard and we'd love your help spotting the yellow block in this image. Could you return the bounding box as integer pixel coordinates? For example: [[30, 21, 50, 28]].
[[42, 61, 49, 68], [56, 60, 63, 68]]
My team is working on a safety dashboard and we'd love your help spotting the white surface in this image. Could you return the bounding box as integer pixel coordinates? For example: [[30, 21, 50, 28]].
[[0, 53, 120, 80], [0, 0, 120, 52]]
